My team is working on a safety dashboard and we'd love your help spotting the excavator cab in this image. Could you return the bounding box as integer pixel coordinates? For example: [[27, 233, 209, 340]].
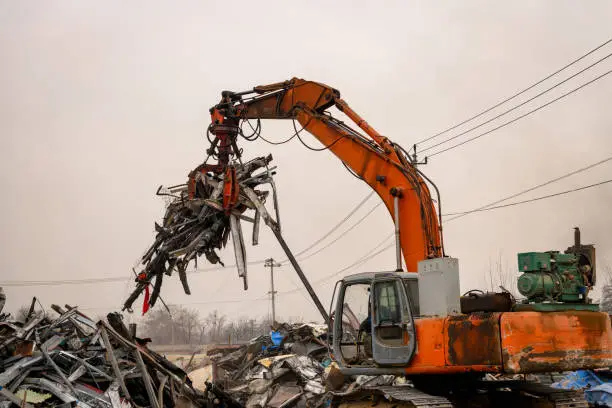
[[331, 272, 417, 369]]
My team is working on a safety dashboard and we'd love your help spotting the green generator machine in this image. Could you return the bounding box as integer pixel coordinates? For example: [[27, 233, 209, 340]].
[[515, 228, 597, 312]]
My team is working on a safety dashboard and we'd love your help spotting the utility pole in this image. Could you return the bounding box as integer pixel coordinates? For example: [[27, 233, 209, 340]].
[[265, 258, 281, 323]]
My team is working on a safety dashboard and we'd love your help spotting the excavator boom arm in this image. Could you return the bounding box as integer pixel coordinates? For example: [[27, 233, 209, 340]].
[[211, 78, 443, 271]]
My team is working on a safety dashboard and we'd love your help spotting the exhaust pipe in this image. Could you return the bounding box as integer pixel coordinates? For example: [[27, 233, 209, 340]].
[[574, 227, 581, 247]]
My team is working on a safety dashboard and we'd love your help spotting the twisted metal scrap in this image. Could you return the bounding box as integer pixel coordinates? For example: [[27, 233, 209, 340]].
[[123, 155, 277, 312]]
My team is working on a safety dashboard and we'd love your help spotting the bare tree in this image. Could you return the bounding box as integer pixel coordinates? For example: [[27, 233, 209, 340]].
[[599, 263, 612, 313], [143, 307, 175, 344], [176, 308, 201, 345], [142, 305, 202, 345], [484, 252, 518, 297], [142, 308, 285, 346], [205, 310, 227, 342]]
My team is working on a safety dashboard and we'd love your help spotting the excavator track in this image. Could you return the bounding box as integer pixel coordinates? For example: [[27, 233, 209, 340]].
[[375, 385, 453, 407], [496, 381, 588, 408], [335, 384, 453, 408], [460, 380, 589, 408], [336, 381, 588, 408]]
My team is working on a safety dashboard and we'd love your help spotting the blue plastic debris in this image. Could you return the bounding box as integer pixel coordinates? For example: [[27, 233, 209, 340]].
[[271, 331, 284, 346], [552, 370, 603, 390], [552, 370, 612, 407], [261, 331, 285, 353], [585, 383, 612, 407]]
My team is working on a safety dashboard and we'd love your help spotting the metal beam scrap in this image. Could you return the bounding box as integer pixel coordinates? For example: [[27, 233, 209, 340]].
[[123, 155, 279, 312], [0, 299, 206, 407]]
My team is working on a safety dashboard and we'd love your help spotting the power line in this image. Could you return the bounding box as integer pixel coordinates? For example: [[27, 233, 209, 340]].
[[194, 190, 375, 269], [0, 276, 133, 287], [79, 296, 270, 312], [444, 179, 612, 218], [281, 268, 320, 308], [329, 241, 395, 278], [197, 191, 378, 272], [325, 178, 612, 268], [281, 173, 612, 296], [278, 232, 395, 295], [416, 37, 612, 146], [418, 51, 612, 154], [427, 68, 612, 157], [291, 191, 374, 257], [9, 169, 610, 290], [1, 192, 376, 287], [331, 233, 395, 276], [286, 202, 383, 264], [279, 178, 612, 297], [444, 155, 612, 222], [0, 264, 258, 286]]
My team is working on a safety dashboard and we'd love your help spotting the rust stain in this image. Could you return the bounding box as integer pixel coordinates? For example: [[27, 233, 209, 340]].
[[501, 311, 612, 374], [516, 349, 611, 373], [445, 313, 502, 366]]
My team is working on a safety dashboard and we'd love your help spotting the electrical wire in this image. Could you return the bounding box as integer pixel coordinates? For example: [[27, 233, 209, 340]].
[[416, 37, 612, 146], [0, 263, 265, 286], [15, 76, 610, 290], [54, 176, 611, 297], [280, 271, 319, 308], [79, 296, 270, 312], [427, 68, 612, 157], [444, 155, 612, 222], [9, 167, 609, 289], [289, 192, 374, 258], [418, 51, 612, 154], [165, 296, 269, 307], [288, 202, 383, 264], [330, 235, 396, 277], [279, 177, 612, 296], [274, 174, 612, 294], [278, 232, 395, 295], [279, 168, 612, 294], [1, 192, 376, 287], [0, 276, 139, 287], [443, 179, 612, 218]]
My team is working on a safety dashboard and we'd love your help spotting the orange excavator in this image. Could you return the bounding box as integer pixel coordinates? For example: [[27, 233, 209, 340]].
[[201, 78, 611, 405]]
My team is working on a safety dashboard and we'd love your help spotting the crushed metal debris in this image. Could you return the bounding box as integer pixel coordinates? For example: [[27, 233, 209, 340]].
[[123, 155, 279, 313], [203, 322, 436, 408], [0, 299, 205, 408]]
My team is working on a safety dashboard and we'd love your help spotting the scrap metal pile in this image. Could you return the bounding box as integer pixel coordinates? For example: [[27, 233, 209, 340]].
[[206, 323, 332, 408], [0, 302, 205, 408], [204, 323, 452, 408], [123, 154, 280, 313]]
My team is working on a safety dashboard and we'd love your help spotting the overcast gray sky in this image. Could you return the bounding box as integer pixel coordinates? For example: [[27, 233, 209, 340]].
[[1, 1, 611, 323]]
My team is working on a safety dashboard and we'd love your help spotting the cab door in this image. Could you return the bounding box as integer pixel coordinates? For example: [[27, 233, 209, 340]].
[[370, 277, 417, 365]]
